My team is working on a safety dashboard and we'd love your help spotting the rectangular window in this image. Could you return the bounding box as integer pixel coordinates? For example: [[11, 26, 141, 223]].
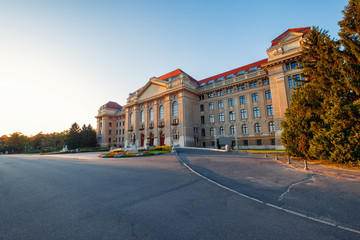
[[254, 82, 258, 87], [229, 111, 235, 121], [109, 130, 112, 135], [288, 76, 293, 88], [217, 90, 223, 96], [228, 98, 234, 106], [271, 139, 276, 145], [293, 74, 300, 87], [253, 107, 260, 118], [218, 100, 223, 108], [265, 90, 272, 100], [241, 109, 247, 119], [201, 116, 205, 124], [108, 138, 111, 143], [238, 85, 245, 91], [244, 140, 248, 146], [209, 114, 214, 123], [257, 139, 262, 146], [250, 83, 254, 88], [200, 104, 204, 111], [239, 95, 245, 104], [267, 105, 273, 116], [252, 93, 258, 102], [263, 79, 269, 85], [219, 113, 224, 122], [227, 88, 234, 94], [109, 123, 112, 127], [208, 92, 214, 98], [291, 62, 298, 69], [209, 102, 214, 110], [286, 63, 290, 70]]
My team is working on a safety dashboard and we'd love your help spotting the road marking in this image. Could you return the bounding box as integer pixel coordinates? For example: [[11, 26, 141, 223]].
[[175, 151, 360, 235]]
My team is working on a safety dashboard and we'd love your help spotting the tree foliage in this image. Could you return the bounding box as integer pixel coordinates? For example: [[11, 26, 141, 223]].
[[281, 0, 360, 163], [65, 123, 97, 149]]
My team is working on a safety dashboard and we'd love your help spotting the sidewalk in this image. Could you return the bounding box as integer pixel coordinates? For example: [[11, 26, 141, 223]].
[[274, 155, 360, 181]]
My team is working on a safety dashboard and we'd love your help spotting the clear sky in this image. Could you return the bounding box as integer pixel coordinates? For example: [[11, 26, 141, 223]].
[[0, 0, 348, 136]]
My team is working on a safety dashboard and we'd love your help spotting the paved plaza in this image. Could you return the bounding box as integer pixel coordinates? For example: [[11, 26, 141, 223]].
[[0, 149, 359, 240]]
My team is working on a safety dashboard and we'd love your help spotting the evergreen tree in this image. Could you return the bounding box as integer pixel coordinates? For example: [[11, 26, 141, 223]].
[[66, 122, 81, 149]]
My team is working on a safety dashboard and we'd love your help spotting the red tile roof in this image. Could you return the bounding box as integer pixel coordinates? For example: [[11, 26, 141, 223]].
[[198, 58, 268, 86], [271, 27, 310, 47], [157, 69, 182, 81], [104, 101, 122, 110]]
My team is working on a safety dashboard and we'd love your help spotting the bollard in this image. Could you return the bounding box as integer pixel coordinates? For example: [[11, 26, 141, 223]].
[[265, 152, 268, 158], [287, 156, 291, 164], [304, 159, 309, 170], [275, 153, 279, 160]]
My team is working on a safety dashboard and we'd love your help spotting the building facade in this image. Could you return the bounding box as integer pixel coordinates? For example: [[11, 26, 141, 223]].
[[96, 27, 310, 149]]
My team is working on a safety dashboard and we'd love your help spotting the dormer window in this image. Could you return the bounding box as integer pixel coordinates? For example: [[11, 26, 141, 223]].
[[226, 74, 235, 79], [217, 77, 225, 82], [237, 70, 246, 76], [200, 82, 207, 87], [208, 80, 215, 85], [249, 66, 258, 72]]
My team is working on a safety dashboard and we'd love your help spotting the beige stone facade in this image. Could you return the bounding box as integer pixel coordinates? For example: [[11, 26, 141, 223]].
[[96, 27, 310, 149]]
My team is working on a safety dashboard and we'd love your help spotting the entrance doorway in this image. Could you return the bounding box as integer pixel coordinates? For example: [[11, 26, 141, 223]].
[[160, 131, 165, 146], [141, 134, 144, 146]]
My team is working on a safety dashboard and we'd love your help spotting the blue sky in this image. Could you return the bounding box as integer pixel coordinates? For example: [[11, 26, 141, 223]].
[[0, 0, 348, 136]]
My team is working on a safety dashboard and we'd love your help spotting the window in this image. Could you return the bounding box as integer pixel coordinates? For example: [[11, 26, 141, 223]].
[[239, 95, 245, 104], [109, 130, 112, 135], [242, 124, 248, 134], [217, 77, 225, 82], [218, 100, 223, 108], [172, 101, 178, 116], [108, 138, 111, 143], [250, 82, 258, 88], [208, 92, 214, 98], [209, 114, 214, 123], [257, 139, 262, 146], [173, 95, 177, 100], [194, 127, 198, 133], [243, 140, 248, 146], [291, 62, 298, 69], [252, 93, 258, 102], [140, 110, 145, 123], [230, 125, 235, 135], [241, 109, 247, 119], [149, 108, 154, 121], [269, 121, 275, 133], [200, 82, 207, 87], [210, 128, 215, 136], [160, 99, 163, 104], [263, 79, 269, 85], [229, 111, 235, 121], [219, 113, 224, 122], [237, 70, 246, 75], [249, 66, 258, 72], [208, 80, 215, 85], [209, 102, 214, 110], [173, 129, 179, 140], [288, 74, 302, 88], [255, 123, 261, 133], [130, 113, 134, 124], [288, 76, 293, 88], [201, 128, 205, 137], [238, 85, 245, 91], [159, 105, 164, 120], [228, 98, 234, 106], [217, 90, 223, 96], [265, 90, 272, 100], [109, 122, 112, 127], [267, 105, 273, 116], [226, 74, 235, 79], [227, 88, 234, 94], [271, 139, 276, 145], [200, 104, 204, 111], [201, 116, 205, 124], [219, 127, 225, 136], [250, 83, 254, 88], [253, 107, 260, 118]]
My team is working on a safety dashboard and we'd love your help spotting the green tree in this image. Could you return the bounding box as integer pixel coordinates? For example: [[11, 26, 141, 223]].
[[282, 0, 360, 163], [80, 124, 97, 147], [66, 123, 81, 149]]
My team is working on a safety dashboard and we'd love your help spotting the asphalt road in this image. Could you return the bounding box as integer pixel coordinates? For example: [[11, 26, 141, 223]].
[[0, 149, 359, 240]]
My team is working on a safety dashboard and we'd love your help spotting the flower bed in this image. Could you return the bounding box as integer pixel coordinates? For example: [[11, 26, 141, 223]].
[[99, 150, 167, 158]]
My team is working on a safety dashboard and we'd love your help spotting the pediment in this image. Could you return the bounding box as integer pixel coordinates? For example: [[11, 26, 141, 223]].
[[137, 79, 167, 101], [279, 32, 303, 44]]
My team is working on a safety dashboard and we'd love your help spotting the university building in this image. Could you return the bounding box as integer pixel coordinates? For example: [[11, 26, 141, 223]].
[[95, 27, 310, 149]]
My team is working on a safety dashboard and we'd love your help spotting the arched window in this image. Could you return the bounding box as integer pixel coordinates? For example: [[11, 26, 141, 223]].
[[219, 126, 224, 136], [159, 105, 164, 119], [140, 110, 145, 123], [149, 108, 154, 121], [210, 127, 215, 136], [172, 101, 178, 117], [269, 121, 275, 133], [255, 123, 261, 134], [242, 124, 248, 134], [130, 112, 134, 124], [230, 125, 235, 135]]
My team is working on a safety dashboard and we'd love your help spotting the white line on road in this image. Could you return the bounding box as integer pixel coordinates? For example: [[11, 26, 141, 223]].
[[175, 150, 360, 235]]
